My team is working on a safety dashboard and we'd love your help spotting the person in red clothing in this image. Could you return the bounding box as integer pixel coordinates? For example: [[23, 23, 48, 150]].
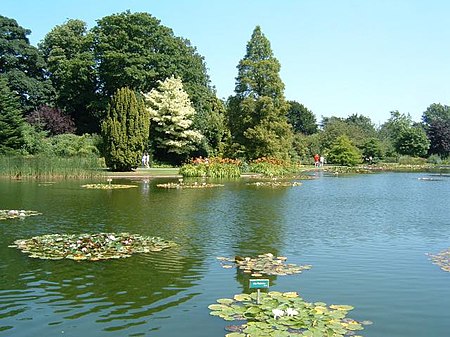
[[314, 154, 320, 167]]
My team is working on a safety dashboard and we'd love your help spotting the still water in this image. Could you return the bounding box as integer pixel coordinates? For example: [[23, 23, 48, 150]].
[[0, 172, 449, 337]]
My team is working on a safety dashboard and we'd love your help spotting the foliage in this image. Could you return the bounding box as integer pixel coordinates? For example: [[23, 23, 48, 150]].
[[144, 76, 203, 164], [292, 133, 321, 163], [397, 156, 427, 165], [0, 15, 54, 113], [93, 11, 213, 112], [101, 87, 150, 171], [249, 157, 299, 177], [21, 122, 51, 155], [47, 133, 100, 157], [422, 103, 450, 127], [287, 101, 318, 135], [394, 126, 430, 157], [179, 157, 242, 178], [320, 114, 376, 151], [426, 118, 450, 159], [327, 135, 361, 166], [0, 155, 104, 178], [0, 77, 26, 154], [361, 137, 383, 161], [208, 291, 366, 337], [27, 105, 76, 135], [39, 19, 99, 133], [227, 26, 293, 160]]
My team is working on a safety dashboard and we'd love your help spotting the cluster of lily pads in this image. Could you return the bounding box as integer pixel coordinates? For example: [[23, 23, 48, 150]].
[[246, 181, 302, 187], [156, 182, 224, 189], [81, 183, 137, 189], [0, 210, 41, 220], [428, 248, 450, 272], [217, 253, 311, 277], [209, 291, 370, 337], [9, 233, 176, 261]]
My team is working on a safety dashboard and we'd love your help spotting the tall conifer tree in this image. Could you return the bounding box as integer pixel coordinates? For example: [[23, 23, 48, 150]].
[[227, 26, 293, 159], [101, 87, 149, 171], [0, 77, 25, 153]]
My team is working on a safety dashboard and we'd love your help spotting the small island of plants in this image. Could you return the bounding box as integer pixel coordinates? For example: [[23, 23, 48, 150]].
[[81, 183, 137, 189], [218, 253, 311, 277], [428, 248, 450, 272], [0, 209, 41, 220], [209, 291, 369, 337], [9, 233, 177, 261]]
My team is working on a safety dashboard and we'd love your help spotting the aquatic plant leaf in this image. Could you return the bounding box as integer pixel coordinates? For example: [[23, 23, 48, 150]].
[[217, 298, 234, 305]]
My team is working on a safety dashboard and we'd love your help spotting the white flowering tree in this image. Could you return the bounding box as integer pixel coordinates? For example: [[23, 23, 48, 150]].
[[144, 76, 203, 164]]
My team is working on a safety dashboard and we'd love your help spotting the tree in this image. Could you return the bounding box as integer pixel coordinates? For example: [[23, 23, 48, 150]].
[[39, 19, 99, 133], [93, 11, 214, 113], [327, 135, 361, 166], [0, 15, 53, 113], [0, 77, 25, 153], [144, 76, 202, 164], [361, 137, 383, 160], [422, 103, 450, 127], [422, 103, 450, 158], [287, 101, 318, 135], [101, 87, 149, 171], [427, 119, 450, 158], [395, 126, 430, 157], [27, 105, 75, 135], [227, 26, 293, 160]]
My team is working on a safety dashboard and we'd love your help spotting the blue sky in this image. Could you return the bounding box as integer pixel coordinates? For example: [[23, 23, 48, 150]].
[[3, 0, 450, 124]]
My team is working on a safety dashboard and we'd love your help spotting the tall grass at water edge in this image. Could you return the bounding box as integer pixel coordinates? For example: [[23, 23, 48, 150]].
[[0, 155, 106, 179]]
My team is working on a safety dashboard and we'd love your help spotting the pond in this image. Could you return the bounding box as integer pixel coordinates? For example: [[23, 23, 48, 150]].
[[0, 172, 449, 337]]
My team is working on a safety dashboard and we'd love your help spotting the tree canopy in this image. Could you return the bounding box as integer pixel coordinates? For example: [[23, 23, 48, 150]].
[[0, 15, 54, 113], [227, 26, 293, 160], [144, 76, 202, 164]]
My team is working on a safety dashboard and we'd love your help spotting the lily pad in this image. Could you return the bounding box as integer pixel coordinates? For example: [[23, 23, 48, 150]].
[[81, 184, 137, 189], [218, 253, 312, 277], [0, 210, 41, 220], [9, 233, 177, 261], [209, 291, 368, 337]]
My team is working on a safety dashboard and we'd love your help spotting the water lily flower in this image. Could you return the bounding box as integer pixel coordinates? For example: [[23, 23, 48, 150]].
[[272, 308, 284, 319], [286, 308, 298, 316]]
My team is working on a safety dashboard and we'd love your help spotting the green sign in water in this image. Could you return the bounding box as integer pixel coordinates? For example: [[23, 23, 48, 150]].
[[249, 279, 270, 289]]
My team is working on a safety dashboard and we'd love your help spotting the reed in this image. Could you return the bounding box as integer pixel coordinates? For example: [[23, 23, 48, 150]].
[[0, 155, 106, 179]]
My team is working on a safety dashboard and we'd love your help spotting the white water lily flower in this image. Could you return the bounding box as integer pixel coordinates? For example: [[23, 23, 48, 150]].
[[286, 308, 298, 316], [272, 308, 284, 319]]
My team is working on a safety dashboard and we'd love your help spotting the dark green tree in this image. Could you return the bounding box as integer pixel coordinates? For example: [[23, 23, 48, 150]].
[[0, 15, 53, 113], [226, 26, 293, 159], [0, 77, 26, 153], [327, 135, 361, 166], [39, 19, 99, 133], [101, 87, 150, 171], [394, 126, 430, 157], [287, 100, 318, 135], [427, 119, 450, 158], [422, 103, 450, 158], [93, 11, 214, 112], [361, 137, 383, 161], [422, 103, 450, 127]]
